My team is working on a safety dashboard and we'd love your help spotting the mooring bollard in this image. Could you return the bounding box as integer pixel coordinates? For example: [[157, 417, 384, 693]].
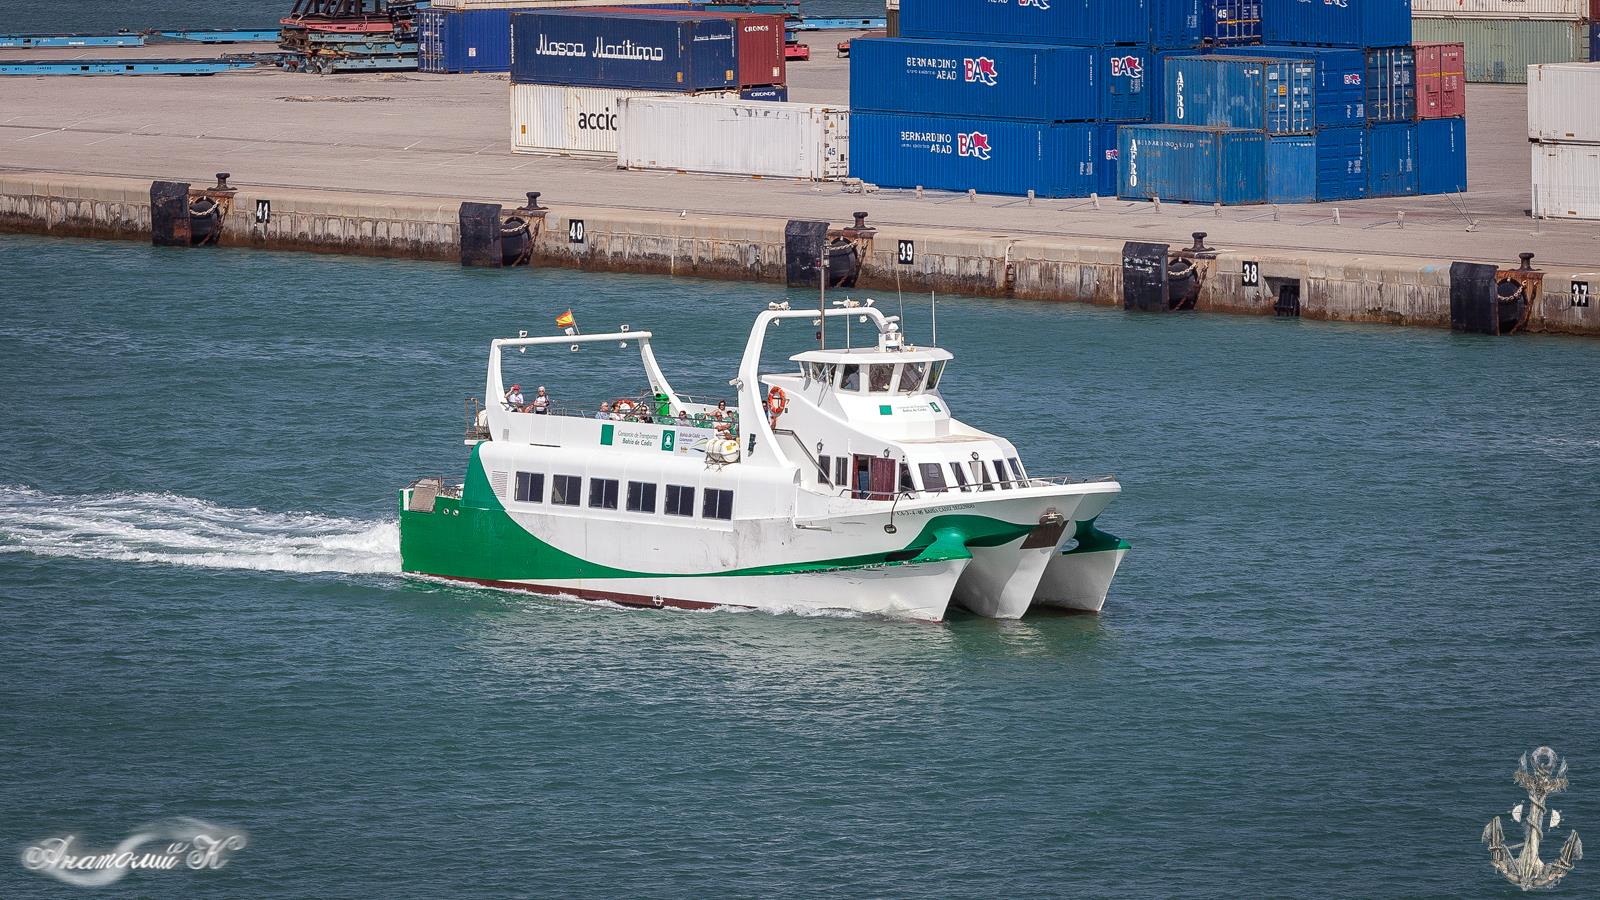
[[1026, 189, 1035, 207], [915, 185, 923, 199], [968, 189, 977, 204], [1398, 210, 1406, 230], [1153, 196, 1162, 214], [1333, 208, 1341, 225], [1091, 192, 1101, 210]]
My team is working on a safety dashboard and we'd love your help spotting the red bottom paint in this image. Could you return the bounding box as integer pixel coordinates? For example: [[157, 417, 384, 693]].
[[427, 574, 723, 612]]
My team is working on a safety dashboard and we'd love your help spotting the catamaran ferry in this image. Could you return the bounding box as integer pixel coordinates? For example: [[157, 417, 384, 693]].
[[399, 303, 1128, 621]]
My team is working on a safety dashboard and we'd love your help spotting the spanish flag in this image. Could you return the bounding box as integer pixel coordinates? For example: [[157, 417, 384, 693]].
[[555, 309, 576, 329]]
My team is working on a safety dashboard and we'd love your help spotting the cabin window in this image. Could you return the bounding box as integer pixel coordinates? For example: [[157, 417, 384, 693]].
[[551, 474, 582, 506], [972, 460, 994, 491], [817, 454, 832, 485], [665, 484, 695, 517], [993, 459, 1011, 490], [926, 360, 946, 389], [898, 463, 914, 495], [839, 364, 861, 391], [804, 361, 825, 383], [817, 363, 837, 385], [702, 488, 734, 520], [868, 364, 895, 392], [626, 481, 657, 513], [1008, 458, 1025, 482], [833, 456, 848, 489], [918, 463, 947, 492], [588, 478, 619, 510], [897, 361, 927, 393], [514, 471, 544, 503], [948, 463, 971, 492]]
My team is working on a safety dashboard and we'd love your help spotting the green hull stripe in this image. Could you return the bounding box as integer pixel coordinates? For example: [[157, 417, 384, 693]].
[[400, 445, 1038, 582], [1063, 517, 1132, 555]]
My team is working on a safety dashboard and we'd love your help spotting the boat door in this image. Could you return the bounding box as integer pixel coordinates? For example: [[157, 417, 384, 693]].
[[853, 455, 897, 500]]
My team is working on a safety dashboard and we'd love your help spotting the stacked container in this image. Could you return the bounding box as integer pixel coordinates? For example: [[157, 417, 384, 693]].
[[508, 8, 784, 157], [422, 1, 705, 74], [1411, 0, 1597, 84], [1528, 61, 1600, 218]]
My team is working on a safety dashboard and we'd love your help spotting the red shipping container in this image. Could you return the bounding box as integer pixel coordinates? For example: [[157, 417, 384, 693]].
[[593, 7, 785, 87], [1415, 41, 1466, 120]]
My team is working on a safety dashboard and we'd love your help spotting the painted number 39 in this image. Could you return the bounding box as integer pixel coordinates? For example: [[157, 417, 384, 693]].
[[897, 240, 915, 265]]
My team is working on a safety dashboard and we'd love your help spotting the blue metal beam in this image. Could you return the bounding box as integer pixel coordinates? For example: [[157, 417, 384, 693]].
[[0, 34, 144, 48], [0, 59, 258, 76], [155, 30, 282, 44]]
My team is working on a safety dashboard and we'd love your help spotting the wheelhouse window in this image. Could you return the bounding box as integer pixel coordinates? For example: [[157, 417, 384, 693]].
[[868, 364, 895, 392], [839, 364, 861, 391], [899, 462, 915, 495], [971, 460, 994, 491], [897, 361, 927, 393], [833, 456, 848, 489], [551, 474, 581, 506], [626, 481, 657, 513], [993, 459, 1011, 490], [702, 489, 734, 520], [918, 463, 947, 493], [817, 454, 832, 485], [588, 478, 619, 510], [948, 463, 971, 492], [514, 471, 544, 503], [1008, 458, 1025, 483], [818, 363, 837, 385], [665, 484, 695, 517], [926, 360, 946, 389]]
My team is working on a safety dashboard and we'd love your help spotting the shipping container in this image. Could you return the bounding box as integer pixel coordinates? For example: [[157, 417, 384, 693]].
[[848, 112, 1100, 197], [1207, 0, 1264, 46], [1410, 0, 1590, 18], [1312, 126, 1369, 201], [1150, 0, 1203, 50], [1415, 42, 1466, 118], [1368, 121, 1419, 196], [1146, 48, 1196, 121], [897, 0, 1151, 47], [1412, 16, 1590, 83], [740, 84, 787, 101], [593, 6, 785, 87], [1163, 56, 1316, 133], [1266, 134, 1317, 203], [1417, 116, 1467, 194], [510, 10, 738, 91], [1096, 122, 1121, 197], [1118, 125, 1269, 204], [1531, 141, 1600, 218], [849, 38, 1149, 123], [418, 8, 513, 74], [1528, 63, 1600, 142], [510, 82, 738, 156], [436, 0, 690, 8], [1214, 46, 1415, 125], [1592, 23, 1599, 65], [618, 98, 848, 178], [1261, 0, 1411, 49]]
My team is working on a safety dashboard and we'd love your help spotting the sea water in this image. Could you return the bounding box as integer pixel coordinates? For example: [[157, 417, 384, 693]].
[[1, 234, 1596, 897]]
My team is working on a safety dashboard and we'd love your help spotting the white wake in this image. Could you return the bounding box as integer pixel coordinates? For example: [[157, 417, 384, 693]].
[[0, 485, 400, 575]]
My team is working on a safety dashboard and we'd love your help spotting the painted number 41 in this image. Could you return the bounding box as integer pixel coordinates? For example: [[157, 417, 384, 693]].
[[1574, 281, 1591, 308]]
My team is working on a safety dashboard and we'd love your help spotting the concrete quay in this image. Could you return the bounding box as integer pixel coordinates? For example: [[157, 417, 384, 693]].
[[1, 48, 1597, 335]]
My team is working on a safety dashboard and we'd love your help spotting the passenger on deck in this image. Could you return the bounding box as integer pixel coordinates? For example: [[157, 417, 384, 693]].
[[532, 386, 550, 415], [676, 410, 691, 425], [505, 384, 525, 409], [595, 401, 612, 420], [714, 399, 730, 420]]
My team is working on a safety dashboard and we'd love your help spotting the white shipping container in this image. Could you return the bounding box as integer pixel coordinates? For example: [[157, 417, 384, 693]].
[[618, 98, 851, 180], [1411, 0, 1591, 18], [510, 84, 738, 157], [1528, 63, 1600, 143], [1531, 141, 1600, 218]]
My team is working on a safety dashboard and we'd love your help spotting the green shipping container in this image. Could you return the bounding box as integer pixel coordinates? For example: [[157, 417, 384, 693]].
[[1411, 17, 1590, 84]]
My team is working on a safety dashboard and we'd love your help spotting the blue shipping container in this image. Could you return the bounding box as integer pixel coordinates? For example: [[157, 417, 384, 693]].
[[849, 38, 1148, 123], [1150, 0, 1203, 50], [510, 10, 737, 91], [1313, 126, 1368, 201], [1267, 134, 1316, 203], [1261, 0, 1411, 50], [1589, 23, 1598, 62], [1119, 125, 1269, 204], [849, 113, 1099, 198], [1096, 122, 1121, 197], [1164, 56, 1315, 133], [419, 8, 513, 74], [1215, 45, 1415, 125], [1368, 122, 1418, 197], [740, 85, 788, 101], [1416, 117, 1466, 195], [898, 0, 1150, 47], [1207, 0, 1263, 46]]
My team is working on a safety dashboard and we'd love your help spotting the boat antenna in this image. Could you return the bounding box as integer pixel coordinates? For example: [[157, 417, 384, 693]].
[[896, 267, 905, 338], [818, 252, 827, 349], [931, 291, 937, 346]]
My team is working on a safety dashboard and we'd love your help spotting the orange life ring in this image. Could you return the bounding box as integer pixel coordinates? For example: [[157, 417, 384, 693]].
[[767, 386, 788, 416], [614, 399, 634, 415]]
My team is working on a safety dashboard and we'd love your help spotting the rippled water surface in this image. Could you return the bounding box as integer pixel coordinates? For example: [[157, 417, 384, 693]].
[[2, 234, 1597, 897]]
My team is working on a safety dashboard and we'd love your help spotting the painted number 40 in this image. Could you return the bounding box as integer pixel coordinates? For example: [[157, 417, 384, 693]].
[[568, 219, 585, 244], [1574, 281, 1591, 308]]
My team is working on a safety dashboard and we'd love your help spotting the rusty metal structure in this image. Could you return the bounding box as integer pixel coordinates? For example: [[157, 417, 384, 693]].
[[279, 0, 419, 74]]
